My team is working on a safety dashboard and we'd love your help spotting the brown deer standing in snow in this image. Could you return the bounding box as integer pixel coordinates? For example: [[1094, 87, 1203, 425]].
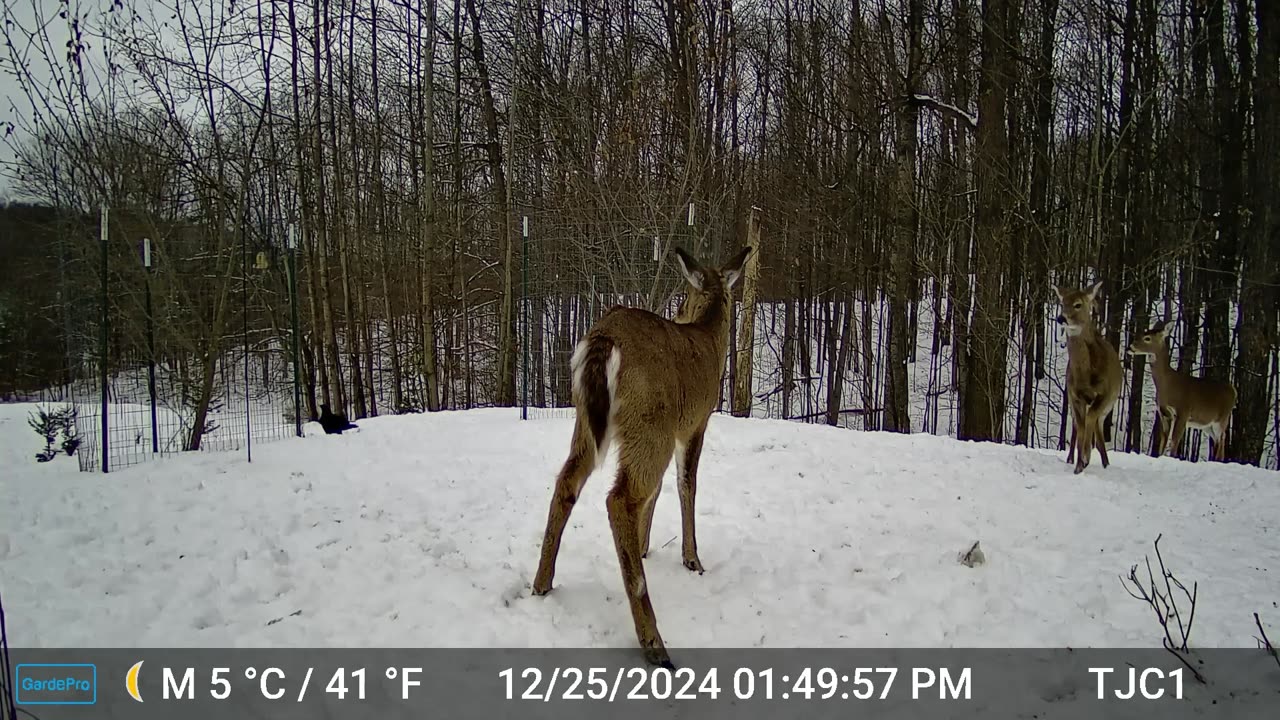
[[1127, 319, 1237, 461], [531, 245, 753, 668], [1054, 282, 1123, 474]]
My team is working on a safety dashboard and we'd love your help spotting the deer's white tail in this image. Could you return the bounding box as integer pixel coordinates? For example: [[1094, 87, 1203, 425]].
[[571, 336, 621, 459]]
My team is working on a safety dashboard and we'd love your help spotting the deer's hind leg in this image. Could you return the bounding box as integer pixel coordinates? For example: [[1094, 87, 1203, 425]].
[[532, 421, 597, 596], [607, 429, 675, 667], [1206, 421, 1226, 462], [639, 482, 660, 558], [676, 422, 707, 573]]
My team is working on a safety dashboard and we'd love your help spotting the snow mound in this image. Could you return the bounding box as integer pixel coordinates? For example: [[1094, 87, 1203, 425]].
[[0, 403, 1276, 650]]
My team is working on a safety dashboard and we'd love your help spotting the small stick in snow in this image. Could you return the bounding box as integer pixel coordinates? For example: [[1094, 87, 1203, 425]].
[[959, 541, 985, 568], [1256, 613, 1280, 671]]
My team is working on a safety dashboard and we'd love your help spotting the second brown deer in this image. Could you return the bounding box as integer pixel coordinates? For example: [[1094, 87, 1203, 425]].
[[531, 244, 753, 668], [1054, 281, 1123, 474], [1127, 319, 1237, 461]]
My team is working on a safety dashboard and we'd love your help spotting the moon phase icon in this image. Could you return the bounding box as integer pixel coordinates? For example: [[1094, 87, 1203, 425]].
[[126, 660, 144, 702]]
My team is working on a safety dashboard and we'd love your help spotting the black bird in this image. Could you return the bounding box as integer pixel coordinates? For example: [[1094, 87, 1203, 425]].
[[317, 404, 358, 434]]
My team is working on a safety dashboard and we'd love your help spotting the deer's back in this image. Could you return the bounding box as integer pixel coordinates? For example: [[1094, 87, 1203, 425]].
[[1162, 370, 1237, 422], [588, 307, 725, 430]]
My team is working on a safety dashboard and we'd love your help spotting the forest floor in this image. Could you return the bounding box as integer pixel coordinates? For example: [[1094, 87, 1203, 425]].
[[1, 402, 1277, 651]]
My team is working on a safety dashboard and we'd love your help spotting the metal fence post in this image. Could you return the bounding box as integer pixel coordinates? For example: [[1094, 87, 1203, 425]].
[[99, 205, 109, 473], [143, 237, 158, 454], [288, 225, 302, 437], [242, 227, 252, 463]]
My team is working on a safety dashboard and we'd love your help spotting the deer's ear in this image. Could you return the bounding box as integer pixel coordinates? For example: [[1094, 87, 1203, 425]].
[[721, 245, 753, 289], [1052, 283, 1067, 300], [1085, 280, 1103, 300], [673, 246, 705, 290], [1157, 320, 1172, 338]]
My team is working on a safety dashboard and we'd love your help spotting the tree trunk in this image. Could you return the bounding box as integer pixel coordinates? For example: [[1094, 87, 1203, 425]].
[[315, 0, 345, 415], [1205, 0, 1241, 382], [420, 0, 441, 411], [370, 0, 403, 413], [732, 207, 763, 417], [1232, 0, 1278, 463], [466, 0, 516, 406], [885, 0, 922, 434], [960, 0, 1012, 442]]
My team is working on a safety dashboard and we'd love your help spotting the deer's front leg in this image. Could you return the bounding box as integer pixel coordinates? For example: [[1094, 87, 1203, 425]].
[[677, 425, 707, 573], [1168, 412, 1189, 460], [1093, 414, 1110, 468], [1154, 407, 1173, 456]]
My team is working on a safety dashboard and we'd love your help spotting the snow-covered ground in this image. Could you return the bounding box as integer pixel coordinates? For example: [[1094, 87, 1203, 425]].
[[1, 401, 1277, 651]]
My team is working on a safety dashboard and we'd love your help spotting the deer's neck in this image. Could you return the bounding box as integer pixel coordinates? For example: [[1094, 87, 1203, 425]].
[[682, 288, 733, 352], [1149, 344, 1176, 384], [1067, 322, 1102, 350]]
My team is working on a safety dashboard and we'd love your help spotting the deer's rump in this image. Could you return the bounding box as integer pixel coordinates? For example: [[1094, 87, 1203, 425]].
[[570, 335, 619, 453]]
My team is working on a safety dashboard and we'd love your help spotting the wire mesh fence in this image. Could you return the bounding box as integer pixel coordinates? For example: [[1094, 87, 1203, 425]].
[[29, 201, 1269, 472], [57, 207, 302, 473]]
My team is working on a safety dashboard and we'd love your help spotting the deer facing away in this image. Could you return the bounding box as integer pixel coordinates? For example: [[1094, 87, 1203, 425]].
[[1054, 282, 1123, 474], [532, 245, 753, 668], [1127, 319, 1237, 461]]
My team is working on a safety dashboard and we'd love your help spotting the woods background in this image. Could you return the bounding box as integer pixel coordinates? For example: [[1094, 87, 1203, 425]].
[[0, 0, 1277, 468]]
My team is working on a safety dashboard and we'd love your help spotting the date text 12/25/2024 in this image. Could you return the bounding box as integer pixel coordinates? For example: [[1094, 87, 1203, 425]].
[[500, 665, 1189, 703]]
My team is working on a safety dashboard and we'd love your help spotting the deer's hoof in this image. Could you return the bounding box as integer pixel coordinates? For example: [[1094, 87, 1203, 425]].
[[683, 557, 705, 574], [643, 646, 674, 669], [531, 581, 553, 596]]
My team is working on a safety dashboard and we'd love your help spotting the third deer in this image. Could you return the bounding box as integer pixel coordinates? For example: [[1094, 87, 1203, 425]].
[[1054, 281, 1122, 474], [1127, 319, 1237, 461]]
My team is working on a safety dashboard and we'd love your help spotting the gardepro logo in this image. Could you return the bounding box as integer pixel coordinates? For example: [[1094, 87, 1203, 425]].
[[15, 663, 98, 705]]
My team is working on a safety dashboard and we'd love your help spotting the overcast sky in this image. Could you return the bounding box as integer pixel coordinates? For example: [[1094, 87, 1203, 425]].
[[1, 0, 84, 199], [0, 0, 200, 202], [0, 0, 327, 203]]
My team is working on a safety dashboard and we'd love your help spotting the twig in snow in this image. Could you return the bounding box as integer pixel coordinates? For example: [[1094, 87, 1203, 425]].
[[1119, 533, 1205, 683], [1255, 613, 1280, 671]]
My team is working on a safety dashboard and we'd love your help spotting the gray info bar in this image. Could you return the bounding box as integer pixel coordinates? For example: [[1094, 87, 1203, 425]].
[[5, 648, 1279, 719]]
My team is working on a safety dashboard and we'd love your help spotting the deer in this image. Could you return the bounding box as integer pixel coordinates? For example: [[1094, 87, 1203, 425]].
[[1053, 281, 1123, 474], [531, 244, 753, 668], [1126, 319, 1237, 461]]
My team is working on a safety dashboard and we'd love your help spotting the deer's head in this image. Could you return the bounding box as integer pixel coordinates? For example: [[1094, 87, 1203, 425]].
[[1053, 281, 1103, 337], [672, 245, 753, 325], [1127, 319, 1171, 357]]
